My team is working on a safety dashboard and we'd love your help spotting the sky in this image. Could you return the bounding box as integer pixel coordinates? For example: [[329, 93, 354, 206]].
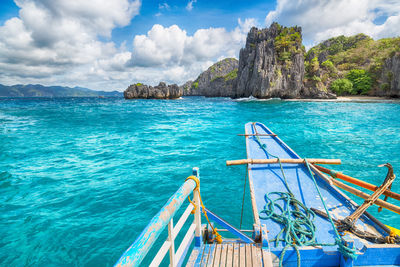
[[0, 0, 399, 91]]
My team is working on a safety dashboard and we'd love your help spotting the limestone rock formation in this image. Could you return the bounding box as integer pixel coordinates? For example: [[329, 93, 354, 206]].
[[182, 58, 238, 97], [376, 52, 400, 97], [124, 82, 182, 99], [234, 23, 333, 99]]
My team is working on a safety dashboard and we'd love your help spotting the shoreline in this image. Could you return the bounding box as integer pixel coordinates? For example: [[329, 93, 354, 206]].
[[285, 95, 399, 102]]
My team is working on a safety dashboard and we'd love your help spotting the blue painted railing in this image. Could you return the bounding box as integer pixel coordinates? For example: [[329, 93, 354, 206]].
[[114, 168, 202, 267], [202, 207, 254, 243]]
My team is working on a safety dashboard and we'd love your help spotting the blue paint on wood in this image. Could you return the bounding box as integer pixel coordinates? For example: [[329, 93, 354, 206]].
[[114, 178, 196, 267], [203, 207, 254, 243], [192, 247, 203, 266], [195, 236, 202, 247], [245, 122, 400, 266], [261, 224, 270, 249], [177, 231, 195, 267], [340, 236, 354, 267]]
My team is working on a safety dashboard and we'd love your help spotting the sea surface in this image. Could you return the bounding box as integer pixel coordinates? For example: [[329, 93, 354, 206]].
[[1, 97, 399, 266]]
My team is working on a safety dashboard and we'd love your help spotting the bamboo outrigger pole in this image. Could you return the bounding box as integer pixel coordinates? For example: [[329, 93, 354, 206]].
[[311, 166, 400, 215], [330, 178, 400, 214], [226, 158, 341, 166], [314, 165, 400, 201]]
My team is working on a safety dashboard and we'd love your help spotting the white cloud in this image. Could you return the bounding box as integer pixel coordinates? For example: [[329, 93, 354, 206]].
[[0, 0, 257, 90], [265, 0, 400, 46], [159, 3, 170, 10], [129, 18, 257, 68], [109, 19, 257, 85], [120, 18, 258, 86], [186, 0, 197, 11], [0, 0, 140, 90]]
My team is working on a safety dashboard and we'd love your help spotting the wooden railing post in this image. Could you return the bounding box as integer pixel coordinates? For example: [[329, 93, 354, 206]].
[[114, 178, 197, 267], [168, 219, 175, 266], [192, 167, 202, 247]]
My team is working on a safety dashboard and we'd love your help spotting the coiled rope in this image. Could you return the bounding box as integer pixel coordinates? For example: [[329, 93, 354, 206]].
[[251, 123, 357, 266]]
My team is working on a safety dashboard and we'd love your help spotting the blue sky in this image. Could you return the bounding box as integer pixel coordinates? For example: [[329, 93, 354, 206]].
[[0, 0, 399, 91], [111, 0, 275, 47]]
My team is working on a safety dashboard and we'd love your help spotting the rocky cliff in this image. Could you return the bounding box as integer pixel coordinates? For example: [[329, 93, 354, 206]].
[[306, 34, 400, 97], [177, 24, 400, 99], [124, 82, 182, 99], [183, 58, 238, 97], [234, 23, 333, 99], [377, 52, 400, 97]]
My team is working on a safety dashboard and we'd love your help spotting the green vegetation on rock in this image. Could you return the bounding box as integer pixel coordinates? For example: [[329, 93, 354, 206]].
[[224, 69, 238, 81], [274, 26, 302, 63], [193, 81, 199, 89], [306, 34, 372, 60], [305, 34, 400, 95], [321, 60, 336, 73], [330, 78, 353, 95], [346, 69, 372, 94]]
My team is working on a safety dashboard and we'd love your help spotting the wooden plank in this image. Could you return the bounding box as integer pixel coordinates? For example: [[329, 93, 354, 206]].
[[226, 243, 233, 267], [233, 243, 239, 267], [186, 247, 200, 267], [226, 158, 341, 166], [168, 219, 175, 266], [252, 245, 262, 267], [206, 244, 216, 267], [219, 244, 228, 266], [194, 245, 206, 267], [239, 244, 246, 267], [212, 244, 222, 266], [200, 244, 210, 267], [172, 203, 194, 238], [247, 168, 260, 226], [262, 249, 273, 267], [149, 240, 171, 267], [245, 244, 252, 267], [175, 224, 196, 263]]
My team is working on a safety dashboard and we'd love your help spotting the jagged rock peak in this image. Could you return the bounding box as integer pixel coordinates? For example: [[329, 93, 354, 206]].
[[235, 23, 334, 99], [124, 82, 182, 99]]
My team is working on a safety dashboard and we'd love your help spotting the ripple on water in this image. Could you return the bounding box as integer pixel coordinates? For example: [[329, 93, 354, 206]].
[[0, 97, 399, 266]]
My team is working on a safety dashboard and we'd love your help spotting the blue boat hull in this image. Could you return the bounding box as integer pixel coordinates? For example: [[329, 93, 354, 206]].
[[245, 122, 400, 266]]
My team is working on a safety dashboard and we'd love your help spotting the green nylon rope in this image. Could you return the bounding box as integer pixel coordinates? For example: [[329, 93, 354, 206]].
[[251, 125, 357, 266], [303, 159, 357, 260]]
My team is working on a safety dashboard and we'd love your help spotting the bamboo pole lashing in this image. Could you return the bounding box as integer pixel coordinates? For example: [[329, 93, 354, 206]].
[[226, 158, 341, 166], [314, 165, 400, 202], [330, 178, 400, 215]]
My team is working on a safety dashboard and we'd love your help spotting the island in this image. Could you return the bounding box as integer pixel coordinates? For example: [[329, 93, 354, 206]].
[[125, 22, 400, 99]]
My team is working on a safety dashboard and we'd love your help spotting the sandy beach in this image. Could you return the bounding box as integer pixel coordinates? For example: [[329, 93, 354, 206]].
[[285, 95, 399, 102]]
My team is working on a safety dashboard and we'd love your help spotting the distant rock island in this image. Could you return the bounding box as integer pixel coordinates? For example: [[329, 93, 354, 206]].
[[0, 84, 122, 97], [124, 82, 182, 99], [182, 58, 238, 97], [125, 22, 400, 99]]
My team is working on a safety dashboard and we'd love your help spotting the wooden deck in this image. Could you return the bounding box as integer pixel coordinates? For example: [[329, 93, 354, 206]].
[[187, 243, 272, 267]]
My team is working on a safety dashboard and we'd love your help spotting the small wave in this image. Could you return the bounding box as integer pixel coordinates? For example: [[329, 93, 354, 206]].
[[234, 96, 282, 102]]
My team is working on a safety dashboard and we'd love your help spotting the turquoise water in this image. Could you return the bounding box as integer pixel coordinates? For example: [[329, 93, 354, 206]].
[[1, 97, 400, 266]]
